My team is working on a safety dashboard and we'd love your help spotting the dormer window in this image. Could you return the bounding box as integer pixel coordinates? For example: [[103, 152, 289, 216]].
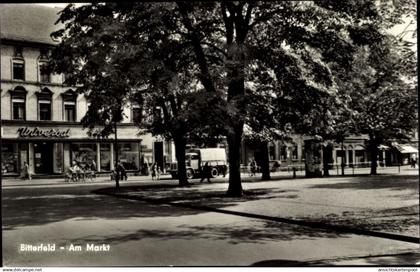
[[14, 47, 23, 58], [39, 48, 49, 60], [36, 87, 53, 121]]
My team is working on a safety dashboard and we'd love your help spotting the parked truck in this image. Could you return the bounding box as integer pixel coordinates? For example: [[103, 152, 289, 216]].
[[169, 148, 228, 179]]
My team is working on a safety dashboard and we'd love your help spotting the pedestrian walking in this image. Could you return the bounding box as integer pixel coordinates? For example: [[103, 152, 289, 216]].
[[411, 155, 417, 168], [20, 161, 32, 180], [116, 160, 127, 181], [156, 165, 161, 180], [151, 162, 157, 181], [250, 159, 257, 176], [200, 162, 211, 183]]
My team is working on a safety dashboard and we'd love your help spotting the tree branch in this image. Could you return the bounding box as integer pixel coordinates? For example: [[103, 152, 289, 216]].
[[177, 2, 217, 93], [201, 41, 227, 56]]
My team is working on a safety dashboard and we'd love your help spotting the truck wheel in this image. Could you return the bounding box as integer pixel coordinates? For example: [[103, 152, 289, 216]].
[[186, 169, 194, 179], [210, 168, 219, 178]]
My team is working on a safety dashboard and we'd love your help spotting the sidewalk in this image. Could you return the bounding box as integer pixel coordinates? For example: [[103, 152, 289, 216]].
[[1, 174, 171, 187], [2, 165, 418, 187]]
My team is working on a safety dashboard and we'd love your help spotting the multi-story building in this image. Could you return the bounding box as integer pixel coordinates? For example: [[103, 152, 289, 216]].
[[0, 4, 173, 177]]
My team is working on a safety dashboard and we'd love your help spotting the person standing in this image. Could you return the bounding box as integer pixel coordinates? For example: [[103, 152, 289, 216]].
[[250, 159, 257, 176], [411, 155, 417, 168], [200, 162, 211, 183], [21, 161, 32, 180], [156, 165, 161, 180], [151, 162, 157, 181], [116, 160, 127, 181]]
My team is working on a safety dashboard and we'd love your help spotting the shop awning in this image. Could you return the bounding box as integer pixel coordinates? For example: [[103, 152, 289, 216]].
[[394, 144, 419, 154], [378, 144, 390, 150]]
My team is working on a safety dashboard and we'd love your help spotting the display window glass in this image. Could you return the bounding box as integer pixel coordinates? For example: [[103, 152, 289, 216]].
[[1, 143, 19, 174], [70, 143, 97, 169], [116, 142, 139, 170], [100, 143, 111, 171]]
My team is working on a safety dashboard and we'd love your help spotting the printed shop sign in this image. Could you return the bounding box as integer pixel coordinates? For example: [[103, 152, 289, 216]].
[[17, 127, 70, 138]]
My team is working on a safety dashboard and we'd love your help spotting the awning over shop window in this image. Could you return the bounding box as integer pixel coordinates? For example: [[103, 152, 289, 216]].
[[378, 144, 390, 150], [394, 144, 419, 154]]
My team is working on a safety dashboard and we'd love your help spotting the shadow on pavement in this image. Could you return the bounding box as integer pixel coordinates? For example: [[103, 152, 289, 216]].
[[74, 219, 347, 246], [2, 185, 215, 230], [309, 175, 418, 191], [95, 184, 419, 244]]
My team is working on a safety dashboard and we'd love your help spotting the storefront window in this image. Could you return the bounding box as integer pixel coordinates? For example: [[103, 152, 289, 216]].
[[1, 143, 19, 174], [71, 143, 96, 169], [116, 142, 139, 170], [100, 143, 111, 171]]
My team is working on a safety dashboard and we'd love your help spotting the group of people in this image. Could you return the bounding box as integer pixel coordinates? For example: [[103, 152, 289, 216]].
[[150, 162, 161, 181], [67, 159, 97, 182]]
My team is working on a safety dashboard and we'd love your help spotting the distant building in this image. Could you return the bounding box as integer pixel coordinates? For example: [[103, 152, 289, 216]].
[[0, 4, 172, 177]]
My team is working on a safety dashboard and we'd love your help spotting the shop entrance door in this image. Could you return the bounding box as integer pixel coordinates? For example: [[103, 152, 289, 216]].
[[154, 142, 164, 170], [33, 142, 54, 174]]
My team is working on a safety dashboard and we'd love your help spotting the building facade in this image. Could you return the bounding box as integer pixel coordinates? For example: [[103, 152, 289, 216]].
[[0, 4, 172, 177]]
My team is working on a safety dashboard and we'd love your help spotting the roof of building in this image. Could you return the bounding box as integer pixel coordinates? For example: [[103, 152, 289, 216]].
[[0, 4, 64, 45]]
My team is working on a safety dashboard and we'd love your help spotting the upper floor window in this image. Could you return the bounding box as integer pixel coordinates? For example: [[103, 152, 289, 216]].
[[12, 47, 25, 81], [36, 87, 53, 121], [132, 104, 141, 123], [61, 89, 78, 122], [39, 101, 51, 120], [12, 60, 25, 81], [13, 99, 25, 120], [9, 86, 27, 120], [39, 62, 51, 83]]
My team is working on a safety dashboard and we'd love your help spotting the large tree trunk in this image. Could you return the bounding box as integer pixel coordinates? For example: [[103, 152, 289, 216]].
[[260, 141, 271, 180], [322, 143, 332, 177], [369, 136, 379, 175], [225, 39, 246, 196], [173, 136, 189, 186], [227, 127, 243, 197]]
